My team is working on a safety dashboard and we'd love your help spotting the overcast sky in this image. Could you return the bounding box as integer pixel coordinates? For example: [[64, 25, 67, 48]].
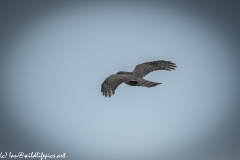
[[1, 1, 240, 160]]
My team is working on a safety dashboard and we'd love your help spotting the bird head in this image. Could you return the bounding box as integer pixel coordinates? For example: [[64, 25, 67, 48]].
[[116, 71, 127, 74]]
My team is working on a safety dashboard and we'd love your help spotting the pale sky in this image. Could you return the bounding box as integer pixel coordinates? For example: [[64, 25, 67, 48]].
[[1, 2, 239, 160]]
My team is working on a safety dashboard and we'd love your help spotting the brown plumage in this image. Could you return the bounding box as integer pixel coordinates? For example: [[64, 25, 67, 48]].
[[101, 60, 177, 97]]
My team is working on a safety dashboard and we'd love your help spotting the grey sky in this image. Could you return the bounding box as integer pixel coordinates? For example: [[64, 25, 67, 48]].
[[1, 1, 239, 160]]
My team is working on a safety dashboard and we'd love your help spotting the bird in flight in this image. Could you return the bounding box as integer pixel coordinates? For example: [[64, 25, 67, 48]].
[[101, 60, 177, 97]]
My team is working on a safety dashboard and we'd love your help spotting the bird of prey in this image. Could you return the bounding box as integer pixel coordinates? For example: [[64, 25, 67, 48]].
[[101, 60, 177, 97]]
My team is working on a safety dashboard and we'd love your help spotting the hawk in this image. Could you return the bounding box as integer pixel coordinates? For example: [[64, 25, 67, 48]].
[[101, 60, 177, 97]]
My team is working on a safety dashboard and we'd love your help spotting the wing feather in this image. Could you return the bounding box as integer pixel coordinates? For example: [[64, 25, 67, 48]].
[[101, 74, 134, 97], [133, 60, 177, 77]]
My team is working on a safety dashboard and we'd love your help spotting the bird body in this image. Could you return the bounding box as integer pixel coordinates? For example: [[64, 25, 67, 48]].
[[101, 60, 177, 97]]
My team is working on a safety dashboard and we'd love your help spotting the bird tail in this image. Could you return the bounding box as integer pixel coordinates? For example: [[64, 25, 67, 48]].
[[138, 79, 161, 88]]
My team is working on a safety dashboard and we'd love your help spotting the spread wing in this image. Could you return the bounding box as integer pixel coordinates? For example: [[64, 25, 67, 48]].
[[101, 74, 134, 97], [132, 60, 177, 77]]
